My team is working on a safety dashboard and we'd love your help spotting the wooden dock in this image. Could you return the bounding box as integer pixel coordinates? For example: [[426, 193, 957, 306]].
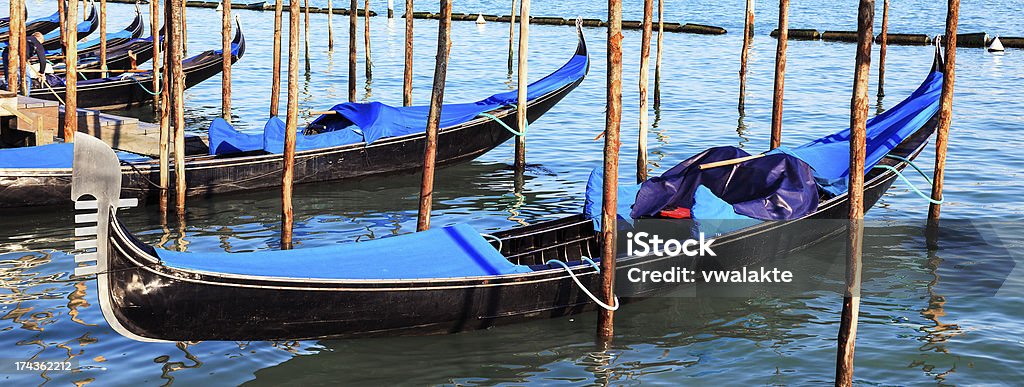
[[1, 93, 207, 157]]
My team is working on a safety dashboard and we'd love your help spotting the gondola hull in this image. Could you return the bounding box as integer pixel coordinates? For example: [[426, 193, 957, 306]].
[[1, 25, 584, 210], [81, 107, 938, 341], [0, 77, 577, 209]]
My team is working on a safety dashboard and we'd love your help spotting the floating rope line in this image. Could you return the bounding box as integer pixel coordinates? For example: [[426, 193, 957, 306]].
[[546, 257, 620, 311], [872, 164, 943, 205]]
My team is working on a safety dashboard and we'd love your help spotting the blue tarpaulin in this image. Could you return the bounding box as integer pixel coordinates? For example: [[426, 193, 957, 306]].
[[624, 70, 942, 223], [45, 28, 135, 56], [208, 47, 587, 155], [155, 223, 533, 279], [0, 142, 151, 169], [774, 70, 944, 195]]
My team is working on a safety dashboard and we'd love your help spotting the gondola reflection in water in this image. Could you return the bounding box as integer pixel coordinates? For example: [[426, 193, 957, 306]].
[[69, 42, 947, 343]]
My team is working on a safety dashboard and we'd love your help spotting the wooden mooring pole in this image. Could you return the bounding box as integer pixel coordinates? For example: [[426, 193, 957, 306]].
[[6, 0, 22, 95], [348, 0, 357, 101], [153, 0, 169, 197], [99, 0, 108, 78], [507, 0, 516, 74], [598, 0, 623, 343], [415, 0, 452, 232], [303, 0, 310, 72], [739, 0, 753, 111], [877, 0, 889, 98], [365, 0, 372, 81], [271, 0, 283, 117], [835, 0, 874, 385], [653, 0, 663, 109], [770, 0, 789, 149], [927, 0, 959, 241], [64, 0, 80, 142], [403, 0, 413, 106], [282, 0, 301, 249], [637, 0, 653, 183], [58, 0, 67, 52], [388, 0, 394, 18], [169, 0, 187, 211], [514, 0, 529, 171], [222, 0, 232, 121], [16, 0, 25, 92], [182, 4, 187, 54], [328, 0, 334, 49]]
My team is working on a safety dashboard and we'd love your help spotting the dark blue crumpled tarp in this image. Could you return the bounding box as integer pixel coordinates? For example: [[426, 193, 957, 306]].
[[630, 146, 820, 221]]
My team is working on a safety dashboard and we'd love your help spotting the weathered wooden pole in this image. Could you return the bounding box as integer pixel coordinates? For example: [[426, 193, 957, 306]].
[[222, 0, 232, 121], [770, 0, 789, 149], [99, 0, 108, 78], [598, 0, 623, 342], [348, 0, 357, 101], [328, 0, 334, 49], [170, 0, 187, 211], [181, 4, 187, 53], [514, 0, 529, 171], [270, 0, 283, 117], [653, 0, 663, 109], [636, 0, 653, 183], [738, 0, 753, 111], [153, 0, 169, 193], [877, 0, 889, 98], [927, 0, 959, 233], [364, 0, 372, 81], [58, 0, 67, 51], [6, 0, 22, 95], [403, 0, 413, 106], [64, 0, 80, 142], [388, 0, 394, 18], [303, 0, 310, 72], [282, 0, 301, 248], [415, 0, 452, 232], [835, 0, 874, 385], [507, 0, 516, 74]]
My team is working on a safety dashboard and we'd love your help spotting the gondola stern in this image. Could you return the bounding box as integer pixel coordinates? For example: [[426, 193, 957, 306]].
[[232, 17, 246, 60], [70, 134, 167, 343]]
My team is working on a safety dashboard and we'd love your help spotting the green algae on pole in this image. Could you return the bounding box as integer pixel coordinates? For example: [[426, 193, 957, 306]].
[[416, 0, 452, 232]]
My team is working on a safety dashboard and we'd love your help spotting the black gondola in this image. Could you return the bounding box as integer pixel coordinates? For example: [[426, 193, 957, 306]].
[[67, 46, 947, 342], [0, 25, 587, 209], [0, 11, 60, 42], [21, 20, 243, 109], [39, 2, 100, 51], [2, 9, 146, 79]]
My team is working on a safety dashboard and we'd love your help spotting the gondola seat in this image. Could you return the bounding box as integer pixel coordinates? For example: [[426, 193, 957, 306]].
[[153, 223, 533, 279]]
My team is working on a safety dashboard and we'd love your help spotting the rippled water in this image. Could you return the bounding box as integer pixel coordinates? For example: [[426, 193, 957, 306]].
[[2, 0, 1023, 384]]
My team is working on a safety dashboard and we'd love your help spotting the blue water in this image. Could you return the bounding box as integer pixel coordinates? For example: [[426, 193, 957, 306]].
[[2, 0, 1023, 384]]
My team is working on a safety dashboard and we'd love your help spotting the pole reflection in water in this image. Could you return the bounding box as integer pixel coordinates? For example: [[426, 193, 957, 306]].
[[911, 249, 962, 382], [736, 111, 750, 149], [649, 105, 668, 170], [157, 342, 203, 385]]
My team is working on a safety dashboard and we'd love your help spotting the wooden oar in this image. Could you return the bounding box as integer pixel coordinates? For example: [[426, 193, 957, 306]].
[[698, 153, 765, 170]]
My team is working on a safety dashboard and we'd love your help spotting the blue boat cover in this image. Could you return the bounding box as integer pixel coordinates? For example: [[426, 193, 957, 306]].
[[208, 116, 365, 155], [583, 167, 641, 230], [774, 70, 944, 195], [1, 12, 90, 51], [155, 223, 533, 279], [0, 143, 151, 169], [45, 28, 134, 56], [0, 11, 59, 36], [208, 49, 587, 155], [624, 70, 942, 223]]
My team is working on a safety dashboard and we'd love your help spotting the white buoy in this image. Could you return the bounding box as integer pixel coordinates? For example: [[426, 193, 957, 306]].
[[989, 36, 1005, 52], [476, 13, 487, 24], [216, 1, 223, 12]]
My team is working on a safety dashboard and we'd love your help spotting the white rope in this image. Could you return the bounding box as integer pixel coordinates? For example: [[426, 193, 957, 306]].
[[547, 258, 620, 311]]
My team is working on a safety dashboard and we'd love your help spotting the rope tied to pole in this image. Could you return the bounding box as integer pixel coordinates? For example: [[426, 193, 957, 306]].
[[478, 107, 527, 137], [547, 257, 620, 311], [124, 72, 163, 96], [872, 163, 943, 205]]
